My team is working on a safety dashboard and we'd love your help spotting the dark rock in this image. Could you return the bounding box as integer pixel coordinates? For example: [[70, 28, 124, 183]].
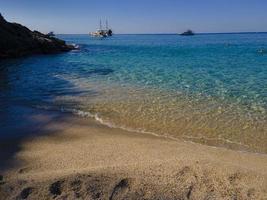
[[0, 13, 74, 59]]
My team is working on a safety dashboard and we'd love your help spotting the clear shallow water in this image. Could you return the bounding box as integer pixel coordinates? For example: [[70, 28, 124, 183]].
[[0, 34, 267, 153]]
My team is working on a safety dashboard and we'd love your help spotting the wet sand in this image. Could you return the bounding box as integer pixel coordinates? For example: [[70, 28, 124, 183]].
[[0, 106, 267, 199]]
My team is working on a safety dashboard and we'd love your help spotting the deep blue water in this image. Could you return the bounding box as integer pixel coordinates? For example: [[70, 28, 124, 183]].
[[1, 34, 267, 153]]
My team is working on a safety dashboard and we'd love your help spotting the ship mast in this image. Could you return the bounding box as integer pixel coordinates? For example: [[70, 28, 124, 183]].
[[105, 19, 108, 30], [99, 19, 102, 30]]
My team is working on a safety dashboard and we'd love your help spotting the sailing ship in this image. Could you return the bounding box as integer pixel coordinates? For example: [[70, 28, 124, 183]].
[[90, 20, 113, 38]]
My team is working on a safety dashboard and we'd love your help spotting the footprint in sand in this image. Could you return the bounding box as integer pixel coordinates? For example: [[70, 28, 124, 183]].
[[49, 180, 64, 197], [20, 187, 34, 199], [109, 178, 132, 200], [70, 179, 82, 198]]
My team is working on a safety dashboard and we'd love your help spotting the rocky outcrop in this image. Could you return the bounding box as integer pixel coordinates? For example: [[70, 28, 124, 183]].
[[0, 14, 74, 59]]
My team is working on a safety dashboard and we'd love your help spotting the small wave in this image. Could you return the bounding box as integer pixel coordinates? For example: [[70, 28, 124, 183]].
[[72, 108, 267, 155], [34, 105, 267, 156], [57, 107, 169, 139]]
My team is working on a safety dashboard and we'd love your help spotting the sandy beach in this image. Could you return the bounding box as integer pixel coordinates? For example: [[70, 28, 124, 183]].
[[0, 106, 267, 200], [1, 1, 267, 199]]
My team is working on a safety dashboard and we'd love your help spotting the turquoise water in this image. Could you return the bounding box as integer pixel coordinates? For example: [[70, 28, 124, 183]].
[[0, 33, 267, 153]]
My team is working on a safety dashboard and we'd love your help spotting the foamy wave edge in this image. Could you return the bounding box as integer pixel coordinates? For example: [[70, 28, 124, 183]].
[[63, 108, 165, 138], [35, 105, 266, 156]]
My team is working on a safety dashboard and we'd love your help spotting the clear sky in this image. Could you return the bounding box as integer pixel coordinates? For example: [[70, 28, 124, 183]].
[[1, 0, 267, 34]]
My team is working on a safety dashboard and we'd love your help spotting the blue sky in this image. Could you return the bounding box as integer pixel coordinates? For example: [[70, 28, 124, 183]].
[[1, 0, 267, 34]]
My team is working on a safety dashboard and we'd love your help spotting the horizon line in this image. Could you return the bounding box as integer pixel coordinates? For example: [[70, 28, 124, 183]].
[[56, 31, 267, 35]]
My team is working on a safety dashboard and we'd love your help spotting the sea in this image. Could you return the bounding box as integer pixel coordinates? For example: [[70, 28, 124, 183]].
[[0, 33, 266, 153]]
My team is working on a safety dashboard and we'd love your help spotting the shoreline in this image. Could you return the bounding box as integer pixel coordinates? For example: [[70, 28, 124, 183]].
[[59, 108, 267, 157], [1, 105, 267, 199], [15, 104, 267, 157], [55, 104, 267, 155]]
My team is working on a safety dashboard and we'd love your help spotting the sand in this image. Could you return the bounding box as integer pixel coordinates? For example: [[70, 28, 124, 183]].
[[0, 107, 267, 200]]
